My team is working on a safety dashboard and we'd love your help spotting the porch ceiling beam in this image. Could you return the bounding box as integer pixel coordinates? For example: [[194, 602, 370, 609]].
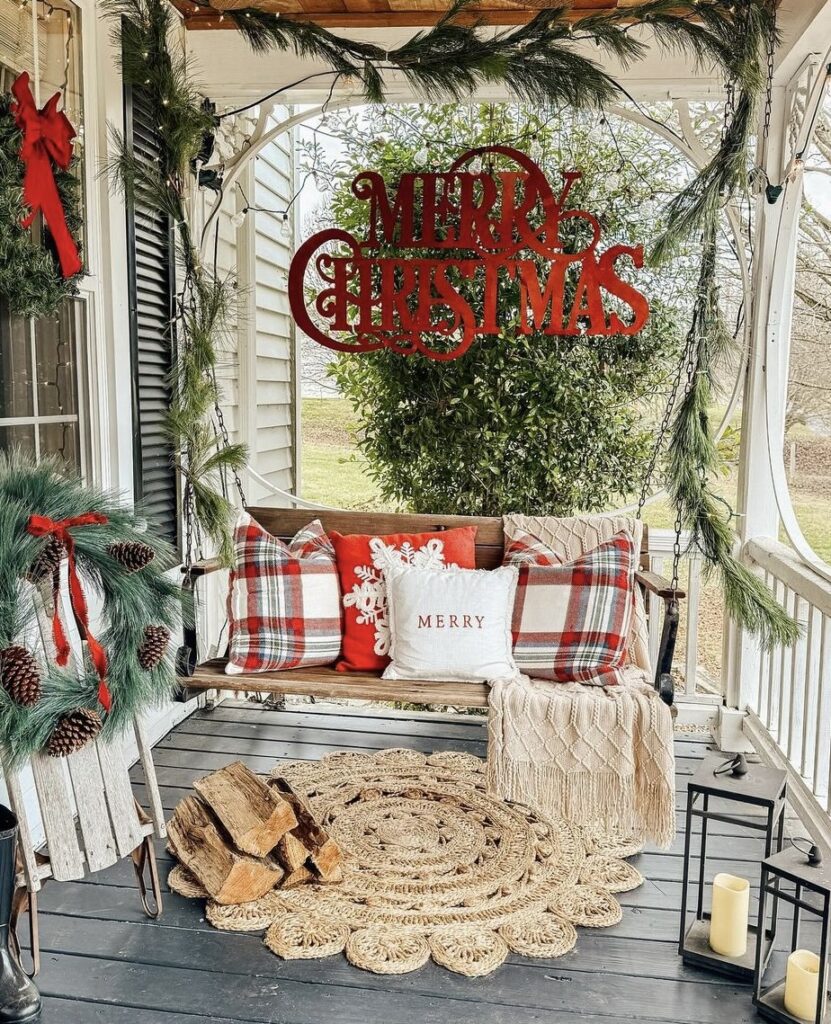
[[172, 1, 641, 30]]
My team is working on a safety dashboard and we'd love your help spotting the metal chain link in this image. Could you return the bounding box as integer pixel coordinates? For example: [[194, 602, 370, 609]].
[[669, 321, 701, 595], [212, 386, 247, 506], [636, 336, 692, 520], [763, 10, 776, 141], [183, 481, 195, 570]]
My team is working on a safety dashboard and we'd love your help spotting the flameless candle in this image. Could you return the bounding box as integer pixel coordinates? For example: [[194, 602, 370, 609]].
[[784, 950, 820, 1021], [709, 873, 750, 957]]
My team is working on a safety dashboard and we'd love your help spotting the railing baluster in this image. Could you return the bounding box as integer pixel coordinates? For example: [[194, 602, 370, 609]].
[[800, 604, 818, 780], [777, 587, 794, 748], [684, 554, 701, 698], [787, 594, 807, 766], [765, 577, 777, 737], [815, 615, 831, 805], [648, 554, 662, 675], [757, 571, 771, 718]]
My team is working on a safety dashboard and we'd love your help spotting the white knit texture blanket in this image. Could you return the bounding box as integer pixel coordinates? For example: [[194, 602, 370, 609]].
[[487, 671, 676, 848], [488, 513, 675, 848]]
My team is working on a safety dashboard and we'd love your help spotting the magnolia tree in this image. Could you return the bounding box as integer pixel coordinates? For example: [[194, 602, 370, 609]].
[[301, 103, 712, 516]]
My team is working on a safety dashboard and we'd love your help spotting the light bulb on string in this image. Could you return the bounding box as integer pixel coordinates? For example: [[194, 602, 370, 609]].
[[231, 209, 247, 229]]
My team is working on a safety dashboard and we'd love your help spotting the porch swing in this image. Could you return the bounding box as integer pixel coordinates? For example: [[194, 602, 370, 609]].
[[174, 364, 687, 710], [158, 0, 801, 715]]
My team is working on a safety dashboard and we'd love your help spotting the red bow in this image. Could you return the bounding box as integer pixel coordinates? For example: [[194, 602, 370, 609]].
[[11, 71, 82, 279], [27, 513, 111, 712]]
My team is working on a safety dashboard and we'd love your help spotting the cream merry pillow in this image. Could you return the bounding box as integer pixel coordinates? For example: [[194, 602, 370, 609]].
[[382, 563, 519, 682]]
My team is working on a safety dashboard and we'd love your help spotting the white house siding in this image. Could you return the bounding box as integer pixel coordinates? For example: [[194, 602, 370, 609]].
[[253, 120, 298, 494], [208, 110, 298, 502]]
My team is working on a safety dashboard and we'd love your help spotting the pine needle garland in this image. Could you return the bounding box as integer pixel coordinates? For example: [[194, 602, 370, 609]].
[[666, 223, 799, 647]]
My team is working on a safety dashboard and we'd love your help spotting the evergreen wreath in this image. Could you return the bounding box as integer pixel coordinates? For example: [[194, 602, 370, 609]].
[[0, 93, 83, 319], [103, 0, 796, 644], [0, 450, 182, 766]]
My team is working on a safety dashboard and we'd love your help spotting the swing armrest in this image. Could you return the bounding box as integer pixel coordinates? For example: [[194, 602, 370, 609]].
[[635, 569, 685, 601], [635, 570, 683, 708], [182, 559, 224, 580]]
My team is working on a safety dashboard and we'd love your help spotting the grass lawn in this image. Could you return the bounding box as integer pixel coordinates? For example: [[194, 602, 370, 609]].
[[301, 398, 385, 510], [300, 396, 831, 689]]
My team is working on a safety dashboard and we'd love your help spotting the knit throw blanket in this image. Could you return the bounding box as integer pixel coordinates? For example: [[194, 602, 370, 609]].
[[487, 671, 675, 848], [487, 514, 676, 849]]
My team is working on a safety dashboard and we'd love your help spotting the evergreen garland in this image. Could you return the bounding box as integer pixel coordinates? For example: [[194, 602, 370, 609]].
[[0, 94, 82, 319], [103, 0, 795, 643], [0, 450, 183, 766], [104, 0, 247, 565]]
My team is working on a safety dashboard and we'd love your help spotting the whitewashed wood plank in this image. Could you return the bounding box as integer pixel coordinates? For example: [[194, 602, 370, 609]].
[[134, 718, 166, 839], [66, 743, 119, 873], [30, 754, 84, 881], [0, 756, 41, 892], [96, 738, 145, 858]]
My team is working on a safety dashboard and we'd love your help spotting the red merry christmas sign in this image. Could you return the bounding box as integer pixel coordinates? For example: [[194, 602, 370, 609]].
[[288, 145, 649, 362]]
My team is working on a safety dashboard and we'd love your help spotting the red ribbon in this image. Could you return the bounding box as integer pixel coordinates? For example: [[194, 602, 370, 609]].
[[11, 71, 82, 279], [27, 513, 111, 712]]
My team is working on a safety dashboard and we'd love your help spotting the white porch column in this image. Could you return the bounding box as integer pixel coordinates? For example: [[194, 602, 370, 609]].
[[724, 84, 789, 712]]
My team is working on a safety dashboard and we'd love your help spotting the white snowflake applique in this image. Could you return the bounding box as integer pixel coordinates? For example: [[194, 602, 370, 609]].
[[343, 537, 456, 656]]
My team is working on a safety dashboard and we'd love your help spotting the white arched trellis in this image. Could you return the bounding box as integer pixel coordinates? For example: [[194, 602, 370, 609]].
[[760, 51, 831, 582], [202, 92, 755, 514]]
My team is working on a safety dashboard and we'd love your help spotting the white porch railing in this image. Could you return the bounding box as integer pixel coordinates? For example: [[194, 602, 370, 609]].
[[743, 536, 831, 842]]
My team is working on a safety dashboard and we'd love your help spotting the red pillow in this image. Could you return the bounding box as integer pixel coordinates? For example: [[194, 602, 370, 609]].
[[331, 527, 478, 672]]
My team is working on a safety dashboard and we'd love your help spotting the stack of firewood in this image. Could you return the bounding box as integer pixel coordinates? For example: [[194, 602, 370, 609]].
[[168, 761, 342, 905]]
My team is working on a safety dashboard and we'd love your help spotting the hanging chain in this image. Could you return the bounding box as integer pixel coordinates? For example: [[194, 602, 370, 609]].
[[762, 9, 776, 141], [669, 323, 700, 595], [721, 77, 736, 145], [636, 352, 685, 520], [183, 480, 195, 571], [213, 393, 247, 506]]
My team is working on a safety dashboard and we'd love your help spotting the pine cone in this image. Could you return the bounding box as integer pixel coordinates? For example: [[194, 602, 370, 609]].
[[138, 625, 170, 670], [26, 536, 64, 584], [107, 540, 155, 573], [46, 708, 102, 758], [0, 646, 42, 707]]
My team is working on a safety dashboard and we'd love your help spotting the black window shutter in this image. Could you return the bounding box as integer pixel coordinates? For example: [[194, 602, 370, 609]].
[[124, 81, 179, 544]]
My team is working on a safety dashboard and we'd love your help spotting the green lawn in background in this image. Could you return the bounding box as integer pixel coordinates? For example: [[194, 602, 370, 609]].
[[301, 398, 386, 510]]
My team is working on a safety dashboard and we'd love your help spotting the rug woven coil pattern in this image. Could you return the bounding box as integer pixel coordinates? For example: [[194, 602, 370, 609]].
[[171, 748, 643, 976]]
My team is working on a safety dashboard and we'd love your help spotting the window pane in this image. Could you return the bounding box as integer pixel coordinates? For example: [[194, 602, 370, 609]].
[[0, 302, 32, 418], [35, 301, 82, 417], [39, 421, 79, 469], [0, 424, 35, 454]]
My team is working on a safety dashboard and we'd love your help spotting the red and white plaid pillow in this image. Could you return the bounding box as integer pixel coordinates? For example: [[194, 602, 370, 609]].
[[226, 514, 342, 674], [504, 531, 636, 685]]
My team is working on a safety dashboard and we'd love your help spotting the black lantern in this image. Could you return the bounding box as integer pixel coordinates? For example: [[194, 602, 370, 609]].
[[753, 841, 831, 1024], [679, 751, 787, 980]]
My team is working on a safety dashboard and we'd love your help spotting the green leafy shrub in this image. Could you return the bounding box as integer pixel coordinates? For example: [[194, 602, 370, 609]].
[[315, 105, 696, 515]]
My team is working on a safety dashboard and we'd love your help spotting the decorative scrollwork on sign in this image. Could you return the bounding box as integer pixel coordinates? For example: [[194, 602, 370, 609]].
[[288, 145, 650, 362]]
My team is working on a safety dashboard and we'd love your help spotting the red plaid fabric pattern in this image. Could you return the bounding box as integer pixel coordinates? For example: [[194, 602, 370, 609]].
[[504, 531, 636, 685], [226, 514, 342, 674]]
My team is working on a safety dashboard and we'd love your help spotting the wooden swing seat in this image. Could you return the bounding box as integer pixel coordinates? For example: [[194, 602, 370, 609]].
[[179, 508, 683, 707]]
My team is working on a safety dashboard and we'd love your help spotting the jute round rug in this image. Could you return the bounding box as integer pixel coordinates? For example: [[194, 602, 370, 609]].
[[169, 748, 644, 977]]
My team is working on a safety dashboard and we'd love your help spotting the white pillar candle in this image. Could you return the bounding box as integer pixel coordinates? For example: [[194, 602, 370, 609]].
[[709, 872, 750, 957], [784, 949, 821, 1021]]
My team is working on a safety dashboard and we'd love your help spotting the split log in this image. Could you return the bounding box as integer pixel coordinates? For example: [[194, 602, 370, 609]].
[[269, 777, 343, 882], [276, 832, 308, 874], [282, 864, 315, 889], [194, 761, 297, 857], [168, 796, 283, 905]]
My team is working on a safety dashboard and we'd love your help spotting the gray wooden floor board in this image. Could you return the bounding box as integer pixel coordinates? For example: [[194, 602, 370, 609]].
[[39, 702, 775, 1023]]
